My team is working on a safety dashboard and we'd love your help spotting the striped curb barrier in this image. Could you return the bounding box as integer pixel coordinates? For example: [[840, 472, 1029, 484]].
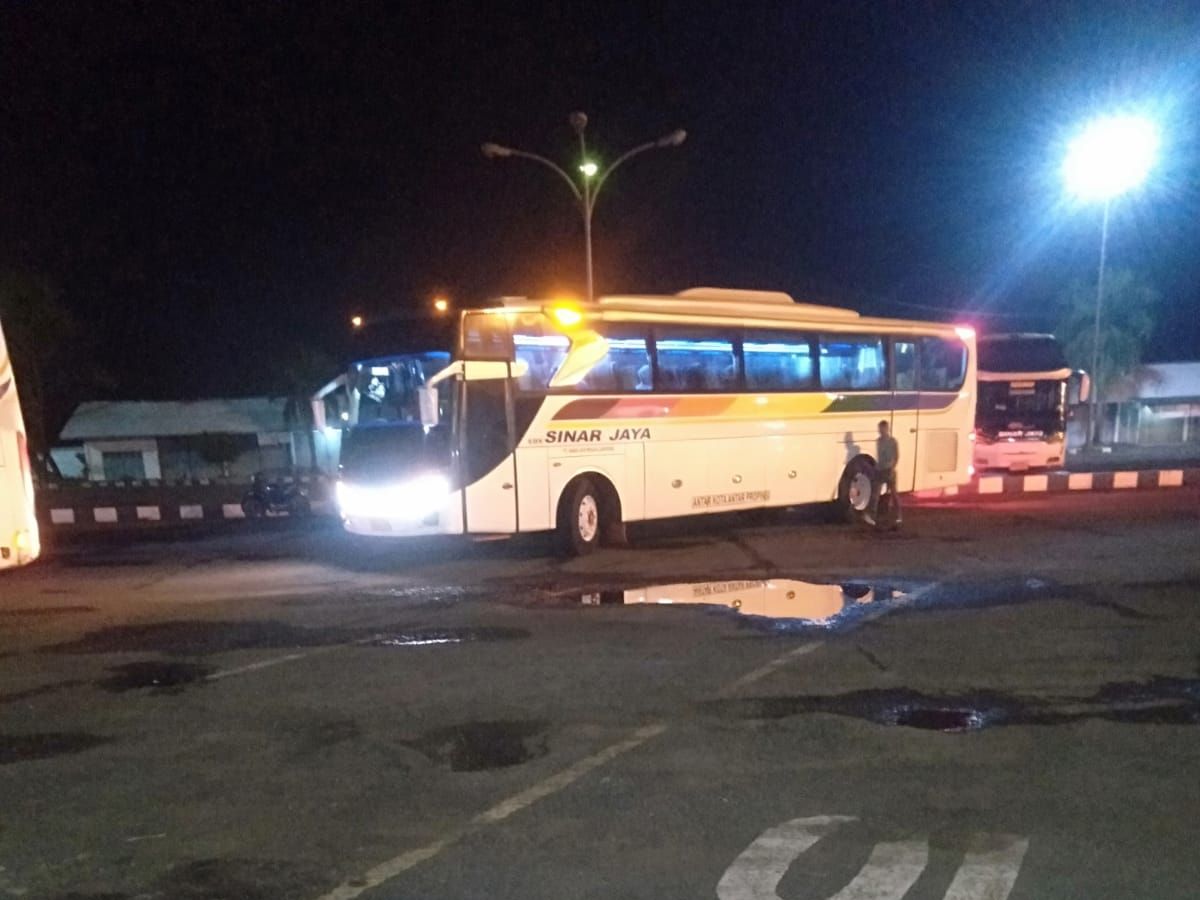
[[45, 502, 334, 526], [914, 467, 1200, 500]]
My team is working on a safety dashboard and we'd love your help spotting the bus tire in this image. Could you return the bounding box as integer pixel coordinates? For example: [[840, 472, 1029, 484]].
[[557, 477, 604, 556], [836, 458, 876, 523]]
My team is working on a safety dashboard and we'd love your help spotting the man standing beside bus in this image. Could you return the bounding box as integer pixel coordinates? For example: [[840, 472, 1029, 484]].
[[864, 419, 900, 527]]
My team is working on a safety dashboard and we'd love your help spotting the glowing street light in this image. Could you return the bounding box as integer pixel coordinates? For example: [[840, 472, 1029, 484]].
[[350, 314, 364, 329], [1062, 113, 1159, 447], [432, 296, 450, 314], [483, 112, 687, 302]]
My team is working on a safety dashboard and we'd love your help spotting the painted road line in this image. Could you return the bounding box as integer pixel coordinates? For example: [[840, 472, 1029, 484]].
[[718, 641, 822, 697], [313, 723, 668, 900], [1022, 474, 1048, 492], [1159, 469, 1183, 487], [943, 834, 1029, 900], [471, 723, 668, 825], [717, 815, 853, 900], [830, 840, 929, 900], [314, 640, 828, 900], [1067, 472, 1093, 490], [93, 506, 118, 523], [49, 508, 75, 524], [1112, 471, 1138, 489], [977, 476, 1003, 494], [135, 505, 161, 521]]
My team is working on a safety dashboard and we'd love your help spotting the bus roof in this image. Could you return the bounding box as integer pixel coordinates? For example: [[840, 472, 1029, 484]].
[[492, 287, 965, 336]]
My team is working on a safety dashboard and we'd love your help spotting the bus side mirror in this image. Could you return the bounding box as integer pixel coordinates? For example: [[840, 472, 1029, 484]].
[[418, 386, 440, 428], [1069, 371, 1091, 405]]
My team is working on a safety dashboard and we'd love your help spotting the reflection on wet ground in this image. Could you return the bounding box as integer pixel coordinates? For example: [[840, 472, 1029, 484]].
[[707, 677, 1200, 731], [368, 626, 529, 647], [559, 574, 1064, 633]]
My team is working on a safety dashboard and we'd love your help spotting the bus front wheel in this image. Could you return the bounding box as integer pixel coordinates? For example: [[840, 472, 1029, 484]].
[[557, 478, 604, 556], [836, 458, 876, 523]]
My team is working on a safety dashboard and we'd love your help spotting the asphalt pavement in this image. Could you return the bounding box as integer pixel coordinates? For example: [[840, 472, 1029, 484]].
[[1, 489, 1198, 899]]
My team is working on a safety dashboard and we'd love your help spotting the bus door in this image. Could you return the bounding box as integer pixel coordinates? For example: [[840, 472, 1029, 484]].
[[459, 360, 517, 533], [890, 339, 920, 492]]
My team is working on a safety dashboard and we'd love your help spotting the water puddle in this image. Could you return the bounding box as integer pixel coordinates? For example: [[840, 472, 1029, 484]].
[[556, 575, 1060, 633], [368, 626, 529, 647], [0, 732, 112, 765], [708, 677, 1200, 731], [97, 660, 215, 693], [406, 720, 548, 771]]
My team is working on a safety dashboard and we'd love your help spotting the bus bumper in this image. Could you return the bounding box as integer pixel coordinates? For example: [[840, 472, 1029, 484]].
[[973, 439, 1064, 472]]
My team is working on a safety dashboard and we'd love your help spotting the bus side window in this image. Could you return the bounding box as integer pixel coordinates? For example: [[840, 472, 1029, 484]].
[[744, 330, 815, 392], [892, 341, 917, 391], [918, 337, 967, 391], [819, 335, 887, 391], [574, 327, 652, 393], [654, 328, 738, 392]]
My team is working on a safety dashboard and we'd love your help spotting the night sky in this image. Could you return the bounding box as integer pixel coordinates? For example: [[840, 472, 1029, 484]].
[[3, 1, 1198, 407]]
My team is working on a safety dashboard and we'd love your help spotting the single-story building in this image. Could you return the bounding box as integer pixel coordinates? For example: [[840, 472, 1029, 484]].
[[1102, 362, 1200, 446], [52, 397, 337, 482]]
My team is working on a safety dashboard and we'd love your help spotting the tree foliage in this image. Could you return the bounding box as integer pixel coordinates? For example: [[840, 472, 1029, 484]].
[[1054, 268, 1158, 402]]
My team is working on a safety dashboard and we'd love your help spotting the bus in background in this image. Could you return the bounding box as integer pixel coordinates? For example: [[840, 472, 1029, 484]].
[[974, 333, 1089, 472], [0, 317, 40, 569], [334, 288, 976, 554]]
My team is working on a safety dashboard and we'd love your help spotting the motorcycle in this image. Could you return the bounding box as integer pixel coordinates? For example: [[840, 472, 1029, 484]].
[[241, 473, 312, 518]]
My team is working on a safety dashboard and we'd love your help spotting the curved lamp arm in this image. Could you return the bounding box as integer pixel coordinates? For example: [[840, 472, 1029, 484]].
[[482, 143, 583, 204], [590, 129, 686, 213]]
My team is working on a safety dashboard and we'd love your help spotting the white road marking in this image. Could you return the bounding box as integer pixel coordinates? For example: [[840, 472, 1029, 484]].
[[313, 723, 668, 900], [943, 834, 1029, 900], [829, 840, 929, 899], [311, 639, 827, 900], [206, 649, 334, 681], [718, 641, 822, 697], [717, 815, 854, 900]]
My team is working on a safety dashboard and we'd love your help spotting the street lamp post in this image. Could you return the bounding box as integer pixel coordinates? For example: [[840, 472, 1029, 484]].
[[1062, 114, 1159, 447], [483, 112, 686, 302]]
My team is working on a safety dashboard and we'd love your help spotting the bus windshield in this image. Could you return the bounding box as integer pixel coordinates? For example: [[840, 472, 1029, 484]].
[[351, 352, 450, 425]]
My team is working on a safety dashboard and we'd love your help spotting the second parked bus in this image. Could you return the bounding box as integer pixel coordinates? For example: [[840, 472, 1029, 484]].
[[335, 288, 976, 553]]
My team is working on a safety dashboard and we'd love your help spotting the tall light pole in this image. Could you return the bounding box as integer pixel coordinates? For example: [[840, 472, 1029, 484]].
[[483, 112, 686, 302], [1062, 113, 1159, 447]]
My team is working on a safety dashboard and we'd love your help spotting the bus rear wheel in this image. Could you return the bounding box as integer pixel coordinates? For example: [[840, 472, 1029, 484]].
[[836, 458, 876, 523], [557, 477, 604, 556]]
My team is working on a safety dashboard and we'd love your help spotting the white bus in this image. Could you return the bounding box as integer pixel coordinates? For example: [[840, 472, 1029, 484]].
[[974, 333, 1089, 472], [335, 288, 976, 553], [0, 317, 40, 569]]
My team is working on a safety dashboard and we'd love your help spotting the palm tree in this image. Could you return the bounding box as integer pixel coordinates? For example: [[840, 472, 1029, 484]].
[[1055, 268, 1158, 430]]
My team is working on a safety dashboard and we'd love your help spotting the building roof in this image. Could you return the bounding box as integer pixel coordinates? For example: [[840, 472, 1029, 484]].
[[1107, 362, 1200, 403], [59, 397, 291, 440]]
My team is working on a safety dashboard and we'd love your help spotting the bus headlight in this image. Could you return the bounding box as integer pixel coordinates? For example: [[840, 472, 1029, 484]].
[[337, 474, 450, 521]]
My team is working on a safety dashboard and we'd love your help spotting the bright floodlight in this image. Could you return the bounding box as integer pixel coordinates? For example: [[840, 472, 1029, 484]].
[[1063, 115, 1159, 201], [579, 161, 598, 178]]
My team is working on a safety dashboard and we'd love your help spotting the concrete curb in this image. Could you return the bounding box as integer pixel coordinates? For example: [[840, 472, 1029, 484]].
[[914, 467, 1200, 500]]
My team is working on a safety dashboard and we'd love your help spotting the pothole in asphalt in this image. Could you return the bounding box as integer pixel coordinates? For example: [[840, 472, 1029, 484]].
[[0, 732, 112, 764], [0, 605, 96, 617], [367, 626, 529, 647], [406, 720, 549, 771], [707, 677, 1200, 730], [888, 706, 987, 732], [42, 619, 414, 656], [96, 660, 215, 693]]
